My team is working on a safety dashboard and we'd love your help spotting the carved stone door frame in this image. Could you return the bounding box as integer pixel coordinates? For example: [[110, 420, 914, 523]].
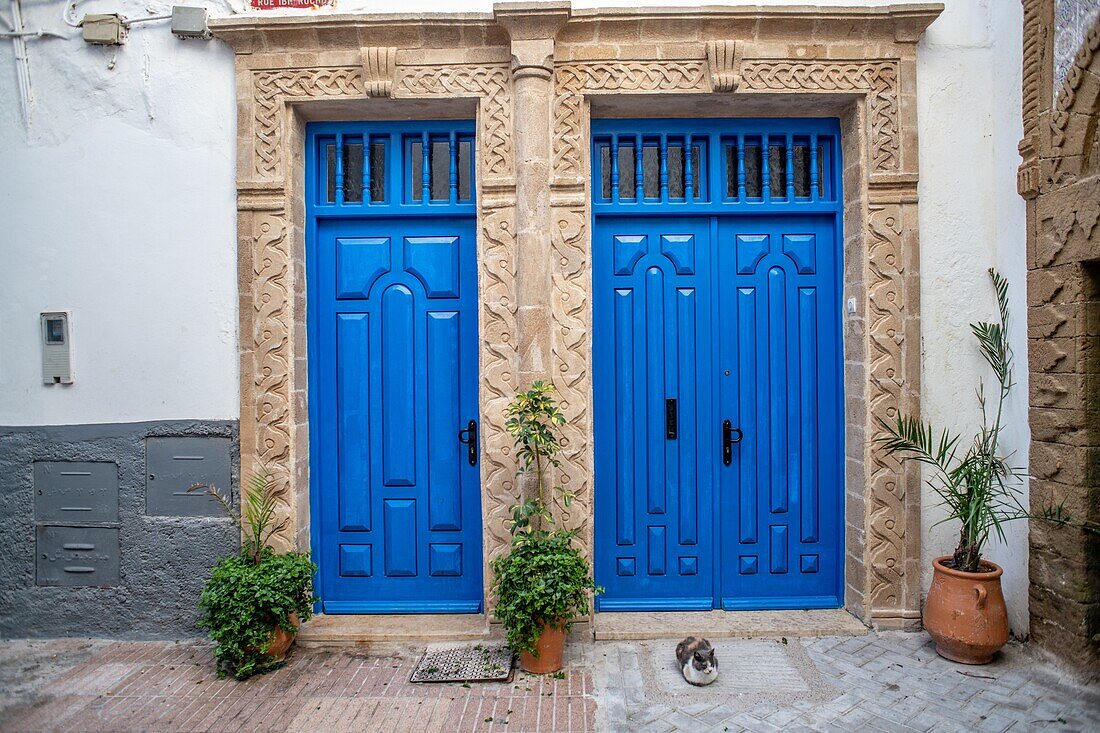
[[213, 2, 942, 629]]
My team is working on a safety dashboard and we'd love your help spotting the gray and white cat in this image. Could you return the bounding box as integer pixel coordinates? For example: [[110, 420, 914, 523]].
[[675, 636, 718, 686]]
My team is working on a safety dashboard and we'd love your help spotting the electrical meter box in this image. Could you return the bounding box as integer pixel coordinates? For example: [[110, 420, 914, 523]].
[[82, 14, 125, 45], [41, 312, 73, 384]]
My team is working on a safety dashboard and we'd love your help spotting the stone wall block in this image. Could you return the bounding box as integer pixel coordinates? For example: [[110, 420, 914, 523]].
[[1030, 441, 1098, 486], [1029, 336, 1076, 373]]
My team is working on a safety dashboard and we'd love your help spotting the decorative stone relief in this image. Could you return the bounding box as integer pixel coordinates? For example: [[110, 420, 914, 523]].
[[865, 203, 908, 613], [706, 40, 743, 93], [253, 68, 364, 181], [1022, 0, 1100, 672], [397, 65, 515, 178], [1054, 0, 1100, 96], [552, 62, 708, 180], [250, 211, 294, 546], [361, 47, 397, 98], [738, 61, 901, 172], [1051, 20, 1100, 181]]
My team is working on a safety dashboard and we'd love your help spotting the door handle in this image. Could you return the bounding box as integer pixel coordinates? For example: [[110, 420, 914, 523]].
[[722, 420, 743, 466], [458, 419, 478, 466], [665, 398, 678, 440]]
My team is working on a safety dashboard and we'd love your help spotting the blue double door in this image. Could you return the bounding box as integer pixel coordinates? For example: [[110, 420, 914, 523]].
[[312, 216, 483, 613], [594, 214, 843, 610]]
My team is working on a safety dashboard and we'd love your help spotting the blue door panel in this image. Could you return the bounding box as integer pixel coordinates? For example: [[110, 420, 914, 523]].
[[718, 215, 842, 609], [594, 217, 715, 611], [593, 118, 843, 612], [315, 217, 483, 613]]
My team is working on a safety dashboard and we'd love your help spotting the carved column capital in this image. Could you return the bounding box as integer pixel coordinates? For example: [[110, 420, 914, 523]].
[[361, 46, 396, 98], [494, 1, 571, 79]]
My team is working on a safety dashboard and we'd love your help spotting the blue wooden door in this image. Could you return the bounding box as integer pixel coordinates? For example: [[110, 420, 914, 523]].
[[307, 122, 483, 613], [593, 217, 715, 610], [592, 119, 843, 611], [717, 216, 842, 609]]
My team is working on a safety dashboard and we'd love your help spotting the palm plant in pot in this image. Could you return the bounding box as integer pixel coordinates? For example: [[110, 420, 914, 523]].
[[879, 269, 1072, 664], [190, 471, 317, 679], [490, 382, 602, 674]]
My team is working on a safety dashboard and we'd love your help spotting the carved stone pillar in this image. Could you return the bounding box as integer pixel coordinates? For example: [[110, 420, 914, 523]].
[[495, 2, 571, 386]]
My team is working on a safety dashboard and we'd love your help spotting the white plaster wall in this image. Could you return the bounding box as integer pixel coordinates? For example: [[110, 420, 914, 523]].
[[0, 0, 239, 425], [0, 0, 1030, 629], [915, 0, 1030, 636]]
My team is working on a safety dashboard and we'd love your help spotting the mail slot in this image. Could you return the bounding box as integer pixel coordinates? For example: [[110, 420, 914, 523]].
[[36, 525, 120, 587], [145, 437, 232, 516], [34, 461, 119, 524]]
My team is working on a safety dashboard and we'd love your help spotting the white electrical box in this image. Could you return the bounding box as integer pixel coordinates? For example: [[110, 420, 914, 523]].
[[41, 312, 73, 384]]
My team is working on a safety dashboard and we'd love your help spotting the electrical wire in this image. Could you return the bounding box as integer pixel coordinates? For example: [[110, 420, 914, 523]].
[[61, 0, 82, 27]]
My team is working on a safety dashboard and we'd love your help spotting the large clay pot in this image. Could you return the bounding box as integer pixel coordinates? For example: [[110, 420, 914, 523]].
[[519, 621, 566, 674], [923, 556, 1009, 664], [265, 611, 301, 663]]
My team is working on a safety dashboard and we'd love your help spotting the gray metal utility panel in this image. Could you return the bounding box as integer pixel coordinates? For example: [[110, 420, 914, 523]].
[[36, 525, 121, 587], [34, 461, 119, 524], [145, 437, 231, 516]]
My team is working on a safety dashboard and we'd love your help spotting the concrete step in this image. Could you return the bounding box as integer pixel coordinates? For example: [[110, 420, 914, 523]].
[[591, 609, 869, 640]]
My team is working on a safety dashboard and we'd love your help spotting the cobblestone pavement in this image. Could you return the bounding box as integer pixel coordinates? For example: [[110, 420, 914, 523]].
[[594, 632, 1100, 733], [1, 632, 1097, 732]]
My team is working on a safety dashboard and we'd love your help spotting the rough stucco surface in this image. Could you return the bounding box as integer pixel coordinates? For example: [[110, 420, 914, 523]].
[[0, 421, 239, 638], [915, 0, 1031, 637]]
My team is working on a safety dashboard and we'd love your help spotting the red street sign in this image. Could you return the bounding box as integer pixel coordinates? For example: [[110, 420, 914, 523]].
[[251, 0, 333, 8]]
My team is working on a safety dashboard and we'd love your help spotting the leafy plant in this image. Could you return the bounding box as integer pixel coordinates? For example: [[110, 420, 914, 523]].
[[504, 380, 572, 538], [492, 383, 602, 656], [877, 269, 1093, 573], [490, 529, 600, 656], [190, 471, 317, 679]]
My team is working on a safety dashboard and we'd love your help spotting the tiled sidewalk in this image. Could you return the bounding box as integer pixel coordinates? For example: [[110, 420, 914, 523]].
[[1, 632, 1097, 733], [595, 632, 1100, 733]]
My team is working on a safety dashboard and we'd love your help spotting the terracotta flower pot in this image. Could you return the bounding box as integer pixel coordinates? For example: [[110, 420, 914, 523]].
[[519, 621, 566, 674], [923, 556, 1009, 664], [265, 611, 301, 663]]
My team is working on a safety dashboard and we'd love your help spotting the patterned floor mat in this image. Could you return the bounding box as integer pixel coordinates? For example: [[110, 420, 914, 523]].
[[409, 642, 515, 683]]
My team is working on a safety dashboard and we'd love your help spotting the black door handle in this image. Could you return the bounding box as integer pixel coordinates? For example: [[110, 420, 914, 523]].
[[458, 419, 478, 466], [722, 420, 743, 466], [665, 398, 677, 440]]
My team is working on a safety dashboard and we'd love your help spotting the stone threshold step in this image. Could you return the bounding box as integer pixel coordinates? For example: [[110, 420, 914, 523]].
[[297, 613, 491, 647], [298, 609, 866, 646], [592, 609, 868, 640]]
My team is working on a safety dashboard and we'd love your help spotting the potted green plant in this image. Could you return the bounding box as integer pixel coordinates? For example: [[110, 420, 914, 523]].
[[190, 471, 317, 679], [490, 381, 602, 674], [878, 269, 1086, 664]]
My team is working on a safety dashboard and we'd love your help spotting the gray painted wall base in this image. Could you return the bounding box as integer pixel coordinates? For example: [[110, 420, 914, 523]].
[[0, 420, 240, 639]]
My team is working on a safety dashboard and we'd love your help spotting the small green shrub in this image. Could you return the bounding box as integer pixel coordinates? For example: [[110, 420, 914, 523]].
[[197, 546, 316, 679], [490, 529, 598, 656], [192, 471, 317, 680], [878, 269, 1097, 573], [492, 383, 601, 657]]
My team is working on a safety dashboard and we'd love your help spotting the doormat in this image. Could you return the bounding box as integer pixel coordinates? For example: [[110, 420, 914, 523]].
[[409, 643, 514, 683]]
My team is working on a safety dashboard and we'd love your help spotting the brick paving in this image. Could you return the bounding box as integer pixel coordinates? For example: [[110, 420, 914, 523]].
[[1, 632, 1097, 732], [0, 641, 595, 733]]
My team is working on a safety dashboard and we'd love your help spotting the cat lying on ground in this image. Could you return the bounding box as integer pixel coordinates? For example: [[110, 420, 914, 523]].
[[676, 636, 718, 686]]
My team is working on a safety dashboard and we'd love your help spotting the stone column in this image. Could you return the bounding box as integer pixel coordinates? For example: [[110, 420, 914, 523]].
[[495, 2, 571, 387]]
